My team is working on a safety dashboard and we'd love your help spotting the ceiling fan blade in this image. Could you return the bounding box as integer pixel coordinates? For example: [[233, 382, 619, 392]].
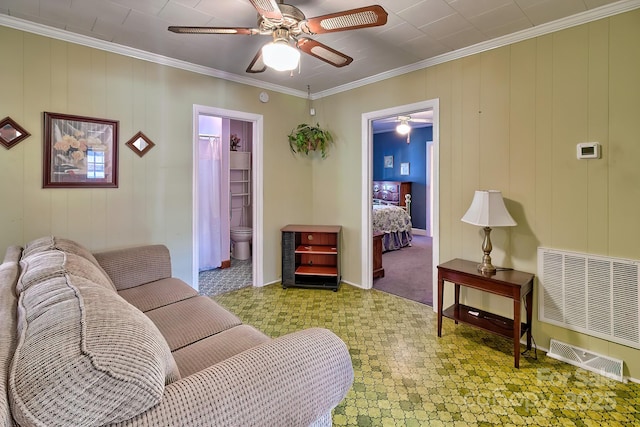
[[301, 5, 388, 34], [246, 48, 267, 73], [248, 0, 283, 20], [168, 26, 257, 35], [297, 38, 353, 68]]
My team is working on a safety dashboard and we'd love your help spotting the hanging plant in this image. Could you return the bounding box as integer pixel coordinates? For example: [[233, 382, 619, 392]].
[[288, 123, 334, 159]]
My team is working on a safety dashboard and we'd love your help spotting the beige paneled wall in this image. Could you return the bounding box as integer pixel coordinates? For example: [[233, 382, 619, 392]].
[[319, 10, 640, 377], [2, 8, 640, 376], [0, 26, 311, 286]]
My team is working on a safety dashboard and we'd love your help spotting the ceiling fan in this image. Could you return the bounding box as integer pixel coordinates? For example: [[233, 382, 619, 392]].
[[395, 115, 432, 135], [168, 0, 388, 73]]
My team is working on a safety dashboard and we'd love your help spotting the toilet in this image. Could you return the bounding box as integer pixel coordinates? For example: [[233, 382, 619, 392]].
[[230, 226, 252, 260]]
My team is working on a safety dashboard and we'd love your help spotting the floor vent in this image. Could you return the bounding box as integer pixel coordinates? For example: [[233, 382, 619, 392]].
[[547, 339, 625, 382]]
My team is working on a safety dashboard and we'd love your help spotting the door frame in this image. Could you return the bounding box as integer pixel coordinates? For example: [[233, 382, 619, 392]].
[[192, 104, 264, 290], [360, 99, 440, 309]]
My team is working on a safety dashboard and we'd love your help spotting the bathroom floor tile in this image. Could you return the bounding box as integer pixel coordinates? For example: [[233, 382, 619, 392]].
[[199, 257, 252, 296]]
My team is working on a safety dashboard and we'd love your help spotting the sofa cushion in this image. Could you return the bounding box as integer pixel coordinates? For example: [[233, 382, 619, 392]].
[[94, 245, 172, 290], [172, 325, 270, 377], [22, 236, 115, 289], [9, 273, 180, 426], [17, 250, 115, 293], [118, 277, 199, 312], [146, 296, 242, 351]]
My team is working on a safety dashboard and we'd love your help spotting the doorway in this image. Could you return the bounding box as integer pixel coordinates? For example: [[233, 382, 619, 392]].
[[360, 99, 440, 310], [370, 112, 434, 305], [192, 104, 264, 292]]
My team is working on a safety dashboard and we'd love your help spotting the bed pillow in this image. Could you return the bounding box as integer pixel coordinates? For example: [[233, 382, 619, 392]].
[[9, 273, 180, 426]]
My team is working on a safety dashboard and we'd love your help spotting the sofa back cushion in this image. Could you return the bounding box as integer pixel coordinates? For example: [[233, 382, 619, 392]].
[[94, 245, 172, 290], [18, 250, 115, 293], [9, 269, 180, 426], [0, 248, 20, 427], [23, 236, 115, 289]]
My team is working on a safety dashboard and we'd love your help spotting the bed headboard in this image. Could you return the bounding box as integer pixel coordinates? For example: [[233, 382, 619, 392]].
[[372, 181, 412, 214]]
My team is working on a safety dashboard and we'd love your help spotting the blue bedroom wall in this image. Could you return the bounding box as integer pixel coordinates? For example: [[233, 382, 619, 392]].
[[373, 126, 432, 230]]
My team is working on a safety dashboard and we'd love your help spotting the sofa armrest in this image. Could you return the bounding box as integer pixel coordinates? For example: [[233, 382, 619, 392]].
[[94, 245, 172, 291], [118, 328, 354, 427]]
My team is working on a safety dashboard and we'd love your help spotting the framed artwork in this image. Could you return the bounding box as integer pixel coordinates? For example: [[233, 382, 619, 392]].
[[0, 116, 31, 149], [384, 155, 393, 168], [401, 162, 410, 175], [43, 112, 119, 188]]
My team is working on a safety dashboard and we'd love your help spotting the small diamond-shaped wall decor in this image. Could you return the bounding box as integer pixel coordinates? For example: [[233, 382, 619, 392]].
[[0, 117, 31, 149], [125, 131, 156, 157]]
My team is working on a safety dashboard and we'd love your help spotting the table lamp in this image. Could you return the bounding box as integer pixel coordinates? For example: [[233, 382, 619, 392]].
[[461, 190, 516, 274]]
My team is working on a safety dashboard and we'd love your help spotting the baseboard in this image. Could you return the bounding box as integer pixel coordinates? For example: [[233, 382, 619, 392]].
[[412, 228, 428, 236]]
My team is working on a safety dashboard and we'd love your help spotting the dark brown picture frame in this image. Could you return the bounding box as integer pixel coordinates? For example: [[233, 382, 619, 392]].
[[43, 112, 119, 188]]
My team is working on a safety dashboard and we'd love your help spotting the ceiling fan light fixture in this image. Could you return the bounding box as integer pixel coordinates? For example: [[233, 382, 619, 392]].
[[396, 121, 411, 135], [262, 39, 300, 71]]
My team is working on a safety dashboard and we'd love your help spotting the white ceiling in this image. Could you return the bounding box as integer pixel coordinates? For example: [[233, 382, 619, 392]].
[[0, 0, 635, 97]]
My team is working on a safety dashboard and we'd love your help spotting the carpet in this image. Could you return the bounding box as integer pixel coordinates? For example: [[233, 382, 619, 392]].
[[373, 234, 432, 306]]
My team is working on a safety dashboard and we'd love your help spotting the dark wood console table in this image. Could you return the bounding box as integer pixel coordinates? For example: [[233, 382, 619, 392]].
[[436, 258, 534, 368]]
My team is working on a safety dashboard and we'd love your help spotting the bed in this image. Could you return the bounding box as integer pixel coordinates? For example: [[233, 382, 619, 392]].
[[373, 204, 412, 251]]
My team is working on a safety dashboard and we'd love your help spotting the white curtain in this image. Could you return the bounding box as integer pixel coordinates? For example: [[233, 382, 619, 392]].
[[198, 136, 223, 270]]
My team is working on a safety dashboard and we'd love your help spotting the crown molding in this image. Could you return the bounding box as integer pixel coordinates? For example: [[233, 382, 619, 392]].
[[314, 0, 640, 99], [0, 14, 307, 99], [1, 0, 639, 100]]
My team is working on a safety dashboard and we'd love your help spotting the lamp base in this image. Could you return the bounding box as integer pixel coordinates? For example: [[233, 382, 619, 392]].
[[477, 227, 496, 274], [477, 257, 496, 274]]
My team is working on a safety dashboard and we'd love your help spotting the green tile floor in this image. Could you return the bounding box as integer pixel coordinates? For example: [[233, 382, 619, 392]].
[[214, 284, 640, 426]]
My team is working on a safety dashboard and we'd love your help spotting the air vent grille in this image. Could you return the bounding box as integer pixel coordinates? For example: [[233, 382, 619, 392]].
[[547, 339, 625, 382], [538, 247, 640, 350]]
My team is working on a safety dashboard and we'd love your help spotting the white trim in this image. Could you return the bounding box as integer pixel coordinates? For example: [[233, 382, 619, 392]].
[[192, 105, 264, 290], [2, 0, 638, 99], [361, 99, 440, 307], [314, 0, 640, 98], [0, 14, 306, 99]]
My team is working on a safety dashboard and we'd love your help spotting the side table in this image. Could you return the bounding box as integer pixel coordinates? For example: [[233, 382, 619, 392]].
[[437, 258, 534, 368]]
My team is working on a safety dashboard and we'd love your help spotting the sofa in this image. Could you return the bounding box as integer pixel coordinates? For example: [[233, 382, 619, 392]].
[[0, 237, 354, 427]]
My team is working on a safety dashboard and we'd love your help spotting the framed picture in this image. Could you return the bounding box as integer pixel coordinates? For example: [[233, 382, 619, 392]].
[[384, 155, 393, 168], [401, 162, 410, 175], [43, 112, 119, 188]]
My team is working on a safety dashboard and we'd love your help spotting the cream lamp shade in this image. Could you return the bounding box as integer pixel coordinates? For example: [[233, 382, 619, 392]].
[[461, 190, 516, 273]]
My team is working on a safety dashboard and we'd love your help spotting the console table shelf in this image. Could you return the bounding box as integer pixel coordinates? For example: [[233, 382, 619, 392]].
[[441, 304, 530, 341]]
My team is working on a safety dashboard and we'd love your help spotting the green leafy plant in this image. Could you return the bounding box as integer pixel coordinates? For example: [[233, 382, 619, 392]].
[[288, 123, 334, 159]]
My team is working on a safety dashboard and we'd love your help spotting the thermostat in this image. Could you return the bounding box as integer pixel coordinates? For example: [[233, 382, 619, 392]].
[[577, 142, 600, 159], [259, 91, 269, 103]]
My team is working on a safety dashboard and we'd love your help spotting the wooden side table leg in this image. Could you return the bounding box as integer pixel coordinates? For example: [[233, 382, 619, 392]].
[[454, 284, 460, 325], [514, 298, 521, 369], [437, 276, 444, 337], [526, 290, 533, 351]]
